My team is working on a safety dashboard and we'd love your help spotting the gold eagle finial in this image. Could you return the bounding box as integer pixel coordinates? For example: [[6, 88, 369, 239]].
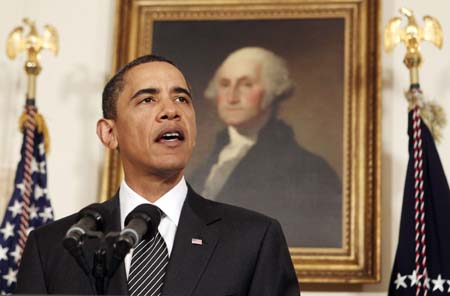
[[385, 8, 442, 53], [5, 18, 58, 154], [6, 18, 59, 76], [6, 18, 59, 100], [384, 8, 443, 85], [385, 9, 445, 142]]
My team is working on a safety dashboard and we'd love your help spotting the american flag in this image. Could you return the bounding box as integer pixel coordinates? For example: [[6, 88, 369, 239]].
[[0, 105, 54, 294], [388, 88, 450, 296]]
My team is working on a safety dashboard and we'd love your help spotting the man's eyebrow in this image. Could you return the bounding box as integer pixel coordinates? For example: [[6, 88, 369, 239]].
[[131, 88, 158, 100], [238, 75, 253, 81], [173, 86, 192, 99], [130, 86, 192, 100]]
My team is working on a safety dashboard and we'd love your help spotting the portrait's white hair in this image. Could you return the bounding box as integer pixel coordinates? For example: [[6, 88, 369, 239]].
[[204, 47, 294, 109]]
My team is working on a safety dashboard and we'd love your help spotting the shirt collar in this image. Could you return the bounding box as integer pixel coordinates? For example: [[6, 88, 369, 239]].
[[119, 177, 187, 229]]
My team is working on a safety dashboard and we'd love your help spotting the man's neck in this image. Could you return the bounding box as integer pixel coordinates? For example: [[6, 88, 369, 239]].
[[123, 171, 184, 203]]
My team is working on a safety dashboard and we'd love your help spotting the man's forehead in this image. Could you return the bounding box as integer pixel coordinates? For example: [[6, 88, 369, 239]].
[[124, 61, 188, 85], [219, 57, 262, 78]]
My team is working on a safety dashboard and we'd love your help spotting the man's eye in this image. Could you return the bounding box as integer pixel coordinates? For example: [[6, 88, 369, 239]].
[[219, 80, 230, 88], [241, 80, 253, 88], [141, 97, 154, 103], [175, 96, 189, 103]]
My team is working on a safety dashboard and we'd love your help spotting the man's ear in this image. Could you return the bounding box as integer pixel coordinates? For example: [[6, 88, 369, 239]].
[[96, 118, 118, 149]]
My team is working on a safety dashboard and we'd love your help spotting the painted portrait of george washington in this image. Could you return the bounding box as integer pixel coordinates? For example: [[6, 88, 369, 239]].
[[151, 18, 344, 248]]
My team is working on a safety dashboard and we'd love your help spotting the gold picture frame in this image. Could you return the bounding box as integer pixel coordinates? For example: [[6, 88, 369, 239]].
[[102, 0, 381, 284]]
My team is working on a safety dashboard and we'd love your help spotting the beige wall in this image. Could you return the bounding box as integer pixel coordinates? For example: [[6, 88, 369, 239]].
[[1, 0, 450, 295], [0, 0, 115, 218]]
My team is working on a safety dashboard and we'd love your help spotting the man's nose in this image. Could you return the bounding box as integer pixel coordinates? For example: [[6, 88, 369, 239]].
[[157, 99, 180, 121], [226, 85, 240, 104]]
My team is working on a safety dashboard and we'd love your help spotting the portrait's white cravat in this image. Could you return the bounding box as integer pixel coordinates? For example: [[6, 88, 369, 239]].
[[203, 127, 256, 198]]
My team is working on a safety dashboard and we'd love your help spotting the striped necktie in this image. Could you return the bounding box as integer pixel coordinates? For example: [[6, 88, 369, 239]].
[[127, 229, 169, 296]]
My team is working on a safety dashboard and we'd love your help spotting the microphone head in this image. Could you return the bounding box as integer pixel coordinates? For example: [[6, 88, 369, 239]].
[[63, 203, 107, 252], [124, 204, 161, 240], [77, 203, 107, 232]]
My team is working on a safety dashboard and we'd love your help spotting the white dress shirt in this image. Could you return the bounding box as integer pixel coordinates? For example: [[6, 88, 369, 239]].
[[119, 177, 187, 277]]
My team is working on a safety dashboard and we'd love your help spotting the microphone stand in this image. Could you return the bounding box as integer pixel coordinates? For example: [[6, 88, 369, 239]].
[[64, 204, 161, 294], [100, 231, 125, 295], [91, 231, 124, 295], [93, 247, 107, 295], [64, 230, 130, 295], [63, 229, 104, 294]]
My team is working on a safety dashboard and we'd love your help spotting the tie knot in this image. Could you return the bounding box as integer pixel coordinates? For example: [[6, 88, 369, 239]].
[[146, 206, 163, 242]]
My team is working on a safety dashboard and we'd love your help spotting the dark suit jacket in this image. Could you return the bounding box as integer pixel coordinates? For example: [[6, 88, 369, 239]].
[[190, 118, 342, 248], [15, 186, 300, 295]]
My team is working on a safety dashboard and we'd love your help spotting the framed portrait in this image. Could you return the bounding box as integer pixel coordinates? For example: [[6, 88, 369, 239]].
[[102, 0, 381, 283]]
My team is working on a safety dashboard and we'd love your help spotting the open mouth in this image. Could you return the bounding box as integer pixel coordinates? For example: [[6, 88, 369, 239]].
[[156, 130, 185, 142]]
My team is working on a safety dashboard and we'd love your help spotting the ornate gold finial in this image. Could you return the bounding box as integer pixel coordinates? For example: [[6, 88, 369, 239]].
[[6, 18, 59, 99], [385, 9, 445, 142], [384, 8, 443, 85]]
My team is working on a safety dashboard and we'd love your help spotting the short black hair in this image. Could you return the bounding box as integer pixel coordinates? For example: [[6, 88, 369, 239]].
[[102, 55, 179, 119]]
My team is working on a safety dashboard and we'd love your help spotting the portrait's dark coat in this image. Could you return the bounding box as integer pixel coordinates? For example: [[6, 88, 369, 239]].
[[15, 187, 300, 295], [190, 118, 342, 247]]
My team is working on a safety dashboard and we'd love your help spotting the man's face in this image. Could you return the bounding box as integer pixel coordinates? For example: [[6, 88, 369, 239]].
[[215, 58, 267, 129], [111, 62, 196, 178]]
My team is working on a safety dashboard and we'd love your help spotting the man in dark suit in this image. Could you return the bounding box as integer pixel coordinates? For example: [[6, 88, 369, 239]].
[[190, 47, 342, 248], [15, 55, 300, 295]]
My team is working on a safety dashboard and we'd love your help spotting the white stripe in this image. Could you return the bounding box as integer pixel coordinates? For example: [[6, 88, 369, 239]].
[[129, 249, 166, 290], [147, 269, 167, 295], [133, 261, 167, 295], [145, 264, 168, 295], [130, 240, 153, 268], [130, 240, 154, 271], [129, 240, 165, 284], [128, 232, 168, 296], [129, 235, 160, 273]]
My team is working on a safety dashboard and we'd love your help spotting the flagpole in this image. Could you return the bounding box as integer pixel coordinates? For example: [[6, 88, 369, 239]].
[[0, 18, 58, 294], [6, 19, 59, 246]]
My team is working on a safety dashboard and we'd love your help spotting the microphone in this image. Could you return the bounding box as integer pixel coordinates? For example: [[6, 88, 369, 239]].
[[119, 203, 161, 248], [108, 204, 161, 277], [64, 203, 106, 247], [63, 203, 106, 275]]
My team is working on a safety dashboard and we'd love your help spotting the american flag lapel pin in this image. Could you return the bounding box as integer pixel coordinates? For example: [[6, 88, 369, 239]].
[[191, 238, 203, 245]]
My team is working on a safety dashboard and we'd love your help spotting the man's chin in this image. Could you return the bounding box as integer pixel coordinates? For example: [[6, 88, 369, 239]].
[[225, 115, 270, 131], [227, 120, 259, 130], [151, 160, 187, 178], [223, 117, 249, 128]]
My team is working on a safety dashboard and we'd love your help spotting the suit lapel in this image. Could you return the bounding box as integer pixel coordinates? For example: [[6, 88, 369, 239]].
[[162, 187, 221, 296]]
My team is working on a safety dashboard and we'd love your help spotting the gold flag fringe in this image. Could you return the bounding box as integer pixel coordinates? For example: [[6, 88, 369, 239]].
[[405, 89, 447, 143], [18, 112, 50, 154]]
